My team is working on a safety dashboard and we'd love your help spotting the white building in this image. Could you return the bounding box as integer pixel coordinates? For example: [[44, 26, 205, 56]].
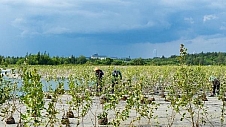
[[91, 54, 107, 60]]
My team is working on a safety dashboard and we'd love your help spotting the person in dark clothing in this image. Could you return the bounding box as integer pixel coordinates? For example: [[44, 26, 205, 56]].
[[94, 67, 104, 92], [209, 76, 220, 97], [111, 70, 122, 93]]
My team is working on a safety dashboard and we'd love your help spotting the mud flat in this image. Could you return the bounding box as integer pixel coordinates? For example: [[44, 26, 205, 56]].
[[0, 94, 225, 127]]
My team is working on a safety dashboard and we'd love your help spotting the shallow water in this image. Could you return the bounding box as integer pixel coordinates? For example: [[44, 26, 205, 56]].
[[2, 76, 95, 96]]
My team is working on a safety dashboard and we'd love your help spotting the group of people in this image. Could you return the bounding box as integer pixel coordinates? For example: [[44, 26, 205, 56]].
[[94, 67, 122, 93], [94, 67, 221, 97]]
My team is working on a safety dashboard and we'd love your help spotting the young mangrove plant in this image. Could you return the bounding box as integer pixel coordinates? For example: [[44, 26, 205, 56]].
[[168, 44, 209, 127], [218, 76, 226, 127], [44, 80, 63, 127], [0, 72, 16, 124], [20, 67, 45, 127], [68, 75, 92, 126]]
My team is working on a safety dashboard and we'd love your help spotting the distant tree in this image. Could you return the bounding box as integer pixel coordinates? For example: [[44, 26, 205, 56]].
[[217, 52, 225, 65], [102, 58, 113, 65], [0, 56, 3, 64], [52, 56, 65, 65], [131, 58, 145, 65], [68, 55, 76, 64], [77, 55, 87, 64], [16, 59, 25, 65], [1, 51, 226, 66], [26, 54, 38, 65], [111, 60, 123, 65]]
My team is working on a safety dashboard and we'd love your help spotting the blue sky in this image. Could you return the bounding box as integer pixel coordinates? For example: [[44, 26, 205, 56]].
[[0, 0, 226, 58]]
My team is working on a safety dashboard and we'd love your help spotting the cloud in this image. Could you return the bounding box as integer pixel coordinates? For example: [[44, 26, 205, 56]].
[[0, 0, 171, 36], [220, 26, 226, 30], [44, 27, 70, 34], [0, 0, 226, 58], [203, 14, 217, 22], [122, 34, 226, 58], [2, 0, 224, 37], [184, 17, 194, 24]]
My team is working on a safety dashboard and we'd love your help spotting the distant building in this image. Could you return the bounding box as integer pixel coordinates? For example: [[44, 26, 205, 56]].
[[110, 57, 118, 59], [91, 54, 107, 60]]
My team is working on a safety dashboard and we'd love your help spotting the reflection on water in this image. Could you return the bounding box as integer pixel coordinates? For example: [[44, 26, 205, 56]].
[[2, 75, 95, 96]]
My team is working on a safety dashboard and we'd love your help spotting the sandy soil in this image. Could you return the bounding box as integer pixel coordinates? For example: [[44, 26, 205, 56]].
[[0, 93, 225, 127]]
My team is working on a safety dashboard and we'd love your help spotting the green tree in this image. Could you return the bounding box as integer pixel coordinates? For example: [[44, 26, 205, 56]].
[[131, 58, 145, 65], [77, 55, 87, 64], [102, 58, 113, 65], [217, 52, 225, 65]]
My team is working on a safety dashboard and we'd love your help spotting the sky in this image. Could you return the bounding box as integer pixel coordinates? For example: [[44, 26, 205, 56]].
[[0, 0, 226, 58]]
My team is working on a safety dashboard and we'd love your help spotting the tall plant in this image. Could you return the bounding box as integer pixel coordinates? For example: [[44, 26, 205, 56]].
[[218, 75, 226, 127], [68, 75, 92, 126], [0, 70, 16, 124], [167, 44, 209, 127], [20, 67, 45, 126]]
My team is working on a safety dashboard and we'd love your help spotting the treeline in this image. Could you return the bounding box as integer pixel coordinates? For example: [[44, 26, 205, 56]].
[[0, 51, 225, 66]]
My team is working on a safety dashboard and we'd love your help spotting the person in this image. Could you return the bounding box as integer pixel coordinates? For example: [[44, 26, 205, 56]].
[[209, 76, 220, 97], [111, 70, 122, 93], [94, 67, 104, 92]]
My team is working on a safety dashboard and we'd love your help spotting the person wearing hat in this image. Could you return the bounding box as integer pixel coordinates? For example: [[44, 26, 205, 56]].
[[209, 76, 220, 97], [111, 70, 122, 93], [94, 67, 104, 92]]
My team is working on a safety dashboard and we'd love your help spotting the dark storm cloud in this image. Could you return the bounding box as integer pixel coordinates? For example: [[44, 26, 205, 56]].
[[0, 0, 226, 58]]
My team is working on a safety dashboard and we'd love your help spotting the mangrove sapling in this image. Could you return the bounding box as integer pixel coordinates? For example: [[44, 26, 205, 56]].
[[97, 97, 109, 126], [101, 72, 129, 126], [168, 44, 209, 127], [44, 77, 54, 100], [52, 78, 71, 126], [61, 111, 70, 127], [96, 87, 111, 125], [5, 63, 226, 126], [159, 68, 171, 98], [218, 78, 226, 127], [170, 66, 207, 127], [146, 98, 159, 125], [97, 111, 108, 125], [195, 67, 209, 102], [89, 97, 100, 127], [213, 68, 226, 126], [68, 76, 83, 125], [135, 91, 159, 126], [45, 99, 59, 127], [122, 73, 140, 126], [1, 96, 15, 124], [88, 69, 107, 126], [165, 106, 177, 127], [79, 89, 92, 127], [127, 77, 157, 127], [80, 90, 93, 126], [104, 93, 121, 126], [44, 81, 63, 127], [66, 107, 75, 119], [149, 70, 160, 95], [0, 71, 17, 124], [20, 68, 45, 127], [5, 81, 20, 125], [2, 97, 17, 125], [110, 77, 139, 127], [68, 75, 92, 127], [59, 98, 70, 126], [0, 74, 11, 105]]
